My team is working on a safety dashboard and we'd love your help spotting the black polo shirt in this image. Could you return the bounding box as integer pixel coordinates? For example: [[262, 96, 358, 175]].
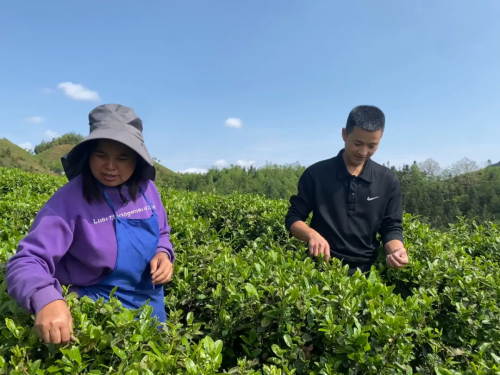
[[285, 149, 404, 265]]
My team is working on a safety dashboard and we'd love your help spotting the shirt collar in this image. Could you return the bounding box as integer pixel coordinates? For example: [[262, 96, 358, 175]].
[[335, 149, 373, 182]]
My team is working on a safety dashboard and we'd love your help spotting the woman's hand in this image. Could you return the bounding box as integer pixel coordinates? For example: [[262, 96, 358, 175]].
[[35, 300, 74, 344], [150, 252, 173, 284]]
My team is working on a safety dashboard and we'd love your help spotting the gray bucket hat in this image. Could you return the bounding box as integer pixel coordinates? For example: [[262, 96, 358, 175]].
[[61, 104, 156, 181]]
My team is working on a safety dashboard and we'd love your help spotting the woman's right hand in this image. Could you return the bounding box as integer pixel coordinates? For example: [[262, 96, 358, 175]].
[[35, 300, 74, 344]]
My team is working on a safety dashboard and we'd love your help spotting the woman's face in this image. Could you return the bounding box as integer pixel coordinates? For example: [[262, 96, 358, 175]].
[[89, 140, 137, 187]]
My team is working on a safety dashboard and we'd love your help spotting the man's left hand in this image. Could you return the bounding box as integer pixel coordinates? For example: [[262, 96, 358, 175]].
[[386, 248, 408, 269], [150, 252, 173, 284]]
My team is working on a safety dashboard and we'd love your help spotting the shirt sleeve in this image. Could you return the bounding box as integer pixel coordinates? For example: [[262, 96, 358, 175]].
[[285, 169, 315, 232], [378, 175, 404, 245], [156, 207, 175, 263], [6, 206, 73, 315], [149, 183, 175, 263]]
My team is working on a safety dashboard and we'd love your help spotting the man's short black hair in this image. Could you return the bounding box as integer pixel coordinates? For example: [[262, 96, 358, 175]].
[[345, 105, 385, 134]]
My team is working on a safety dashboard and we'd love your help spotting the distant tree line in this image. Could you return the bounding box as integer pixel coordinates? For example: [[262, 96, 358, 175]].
[[159, 158, 500, 230], [29, 133, 500, 229], [34, 133, 84, 154], [157, 163, 307, 202], [393, 158, 499, 229]]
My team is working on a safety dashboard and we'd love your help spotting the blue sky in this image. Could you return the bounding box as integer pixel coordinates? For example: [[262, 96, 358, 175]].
[[1, 0, 499, 173]]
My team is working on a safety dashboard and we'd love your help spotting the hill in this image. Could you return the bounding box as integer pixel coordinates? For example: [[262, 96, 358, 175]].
[[154, 161, 177, 179], [0, 138, 49, 173], [33, 132, 84, 155], [36, 144, 74, 173]]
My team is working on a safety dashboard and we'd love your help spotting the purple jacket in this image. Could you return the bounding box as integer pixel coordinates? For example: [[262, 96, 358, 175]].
[[6, 175, 175, 315]]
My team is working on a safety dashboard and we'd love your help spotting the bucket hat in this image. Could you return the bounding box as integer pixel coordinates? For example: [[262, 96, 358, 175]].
[[61, 104, 156, 181]]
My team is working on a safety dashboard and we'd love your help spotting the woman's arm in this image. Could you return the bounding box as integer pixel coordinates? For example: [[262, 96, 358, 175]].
[[6, 205, 74, 314], [157, 208, 175, 263], [148, 182, 175, 263]]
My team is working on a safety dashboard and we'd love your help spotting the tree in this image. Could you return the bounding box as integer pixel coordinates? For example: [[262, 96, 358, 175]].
[[34, 132, 84, 154], [418, 158, 442, 178], [482, 159, 493, 168], [449, 158, 480, 177]]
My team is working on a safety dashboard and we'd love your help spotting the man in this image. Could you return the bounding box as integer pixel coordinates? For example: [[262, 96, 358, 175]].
[[285, 105, 408, 275]]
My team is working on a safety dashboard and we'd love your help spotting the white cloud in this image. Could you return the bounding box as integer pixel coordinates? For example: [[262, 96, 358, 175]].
[[25, 116, 45, 124], [42, 88, 55, 94], [45, 130, 60, 140], [214, 159, 228, 168], [225, 118, 243, 129], [180, 168, 208, 174], [57, 82, 100, 101], [237, 160, 255, 169], [18, 142, 34, 152]]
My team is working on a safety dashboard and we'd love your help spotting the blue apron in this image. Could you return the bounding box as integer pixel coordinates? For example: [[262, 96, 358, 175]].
[[78, 186, 167, 322]]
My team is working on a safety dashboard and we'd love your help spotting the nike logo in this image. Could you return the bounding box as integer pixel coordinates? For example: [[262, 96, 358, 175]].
[[367, 196, 379, 201]]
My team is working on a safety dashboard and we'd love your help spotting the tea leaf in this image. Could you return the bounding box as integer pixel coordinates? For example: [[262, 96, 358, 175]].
[[185, 359, 197, 374], [284, 334, 293, 348], [29, 359, 41, 375], [1, 167, 500, 374], [112, 346, 127, 360], [244, 283, 258, 298]]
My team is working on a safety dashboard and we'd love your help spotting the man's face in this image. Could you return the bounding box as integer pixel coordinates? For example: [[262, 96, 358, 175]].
[[342, 126, 383, 166]]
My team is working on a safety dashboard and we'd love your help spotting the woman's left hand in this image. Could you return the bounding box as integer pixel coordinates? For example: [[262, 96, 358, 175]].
[[150, 252, 173, 284]]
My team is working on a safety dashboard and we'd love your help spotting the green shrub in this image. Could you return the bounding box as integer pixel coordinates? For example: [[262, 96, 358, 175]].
[[1, 167, 500, 374], [33, 133, 84, 155]]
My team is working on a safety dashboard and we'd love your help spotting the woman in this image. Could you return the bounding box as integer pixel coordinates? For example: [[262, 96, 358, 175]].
[[6, 104, 175, 345]]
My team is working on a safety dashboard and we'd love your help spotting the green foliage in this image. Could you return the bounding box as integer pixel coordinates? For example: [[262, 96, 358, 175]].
[[0, 139, 49, 174], [395, 163, 500, 229], [5, 132, 500, 230], [158, 163, 306, 201], [1, 167, 500, 374], [159, 161, 500, 230], [34, 133, 84, 155]]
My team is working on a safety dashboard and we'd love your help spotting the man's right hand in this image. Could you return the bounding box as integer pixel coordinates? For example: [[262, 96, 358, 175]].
[[35, 300, 74, 344], [307, 231, 331, 262], [290, 221, 331, 262]]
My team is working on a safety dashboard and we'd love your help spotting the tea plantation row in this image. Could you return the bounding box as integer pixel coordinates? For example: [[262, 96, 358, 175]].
[[0, 167, 499, 375]]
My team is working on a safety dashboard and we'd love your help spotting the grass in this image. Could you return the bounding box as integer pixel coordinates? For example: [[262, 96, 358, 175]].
[[0, 138, 49, 173], [36, 144, 74, 173]]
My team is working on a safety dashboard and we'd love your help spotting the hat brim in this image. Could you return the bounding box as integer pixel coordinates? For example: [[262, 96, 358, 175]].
[[62, 127, 156, 181]]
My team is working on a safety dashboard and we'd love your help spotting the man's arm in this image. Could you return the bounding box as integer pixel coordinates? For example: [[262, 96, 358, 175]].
[[285, 171, 331, 261], [285, 170, 314, 233], [384, 239, 405, 254], [379, 176, 408, 268], [290, 221, 316, 242]]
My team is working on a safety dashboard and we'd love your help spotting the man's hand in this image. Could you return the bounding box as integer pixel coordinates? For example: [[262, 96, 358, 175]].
[[308, 231, 331, 262], [290, 221, 331, 262], [150, 252, 173, 285], [35, 300, 74, 345], [386, 248, 409, 269]]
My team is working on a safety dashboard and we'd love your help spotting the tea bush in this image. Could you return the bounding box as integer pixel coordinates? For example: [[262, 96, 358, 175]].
[[0, 167, 499, 375]]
